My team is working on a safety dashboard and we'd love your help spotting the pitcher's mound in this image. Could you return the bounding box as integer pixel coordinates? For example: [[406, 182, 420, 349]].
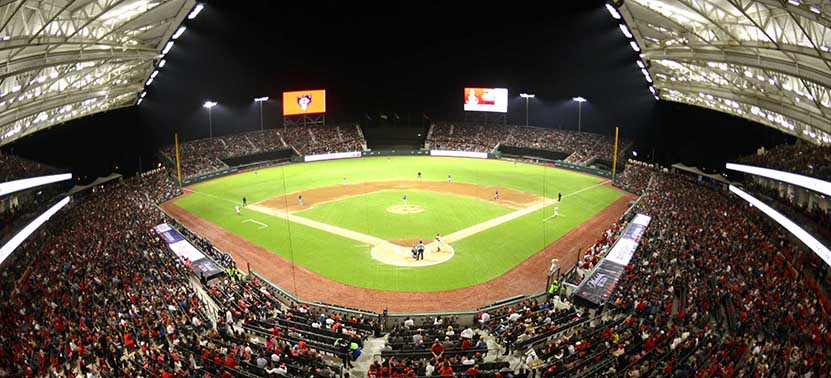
[[386, 205, 425, 214]]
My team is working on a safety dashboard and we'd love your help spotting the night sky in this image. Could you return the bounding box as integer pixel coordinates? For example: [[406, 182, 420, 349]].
[[2, 0, 794, 183]]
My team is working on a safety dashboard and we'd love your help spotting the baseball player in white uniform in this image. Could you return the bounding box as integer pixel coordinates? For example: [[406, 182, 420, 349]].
[[554, 206, 559, 217], [403, 194, 407, 206], [435, 233, 442, 252], [235, 205, 240, 215]]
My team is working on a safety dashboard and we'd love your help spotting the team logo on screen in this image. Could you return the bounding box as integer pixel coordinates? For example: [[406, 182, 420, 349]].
[[297, 95, 312, 111]]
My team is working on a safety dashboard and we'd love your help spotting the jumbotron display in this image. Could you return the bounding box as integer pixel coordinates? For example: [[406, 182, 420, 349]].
[[463, 87, 508, 113], [282, 89, 327, 116]]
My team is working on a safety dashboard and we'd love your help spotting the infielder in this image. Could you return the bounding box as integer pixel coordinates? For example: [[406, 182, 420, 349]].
[[242, 197, 247, 207], [298, 194, 303, 206], [447, 174, 452, 183], [417, 171, 422, 179], [402, 194, 407, 206], [235, 205, 240, 215], [435, 233, 442, 252], [343, 176, 347, 184], [494, 190, 500, 201], [558, 192, 562, 202], [554, 206, 559, 217]]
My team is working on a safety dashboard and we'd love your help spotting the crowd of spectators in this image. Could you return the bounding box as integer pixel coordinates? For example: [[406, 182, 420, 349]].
[[492, 171, 831, 377], [161, 125, 366, 178], [737, 142, 831, 181], [0, 171, 350, 377], [368, 315, 507, 377], [427, 123, 632, 165], [0, 151, 62, 182], [613, 160, 655, 195]]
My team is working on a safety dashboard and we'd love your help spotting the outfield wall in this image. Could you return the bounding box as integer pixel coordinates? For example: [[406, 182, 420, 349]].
[[181, 148, 609, 186]]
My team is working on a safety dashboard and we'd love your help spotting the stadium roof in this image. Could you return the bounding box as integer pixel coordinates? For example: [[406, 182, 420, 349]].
[[613, 0, 831, 145], [0, 0, 197, 147]]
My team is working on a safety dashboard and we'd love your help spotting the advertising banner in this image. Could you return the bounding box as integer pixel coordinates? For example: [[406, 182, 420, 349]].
[[573, 213, 651, 308], [430, 150, 489, 159], [304, 151, 362, 162], [154, 223, 225, 279]]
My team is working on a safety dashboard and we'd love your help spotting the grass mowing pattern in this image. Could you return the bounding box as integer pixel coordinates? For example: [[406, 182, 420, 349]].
[[173, 156, 622, 292]]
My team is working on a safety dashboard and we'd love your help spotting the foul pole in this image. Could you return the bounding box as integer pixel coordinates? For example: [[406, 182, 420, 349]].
[[612, 127, 619, 180], [175, 133, 183, 187]]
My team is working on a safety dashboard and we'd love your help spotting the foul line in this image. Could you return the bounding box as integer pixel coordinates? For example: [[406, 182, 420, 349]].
[[242, 219, 269, 229], [188, 178, 611, 252]]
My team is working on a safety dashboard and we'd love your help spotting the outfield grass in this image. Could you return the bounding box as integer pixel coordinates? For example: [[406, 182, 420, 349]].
[[173, 156, 623, 292], [295, 190, 514, 241]]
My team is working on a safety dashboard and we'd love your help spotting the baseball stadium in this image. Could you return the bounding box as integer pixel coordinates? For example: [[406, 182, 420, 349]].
[[1, 1, 830, 377]]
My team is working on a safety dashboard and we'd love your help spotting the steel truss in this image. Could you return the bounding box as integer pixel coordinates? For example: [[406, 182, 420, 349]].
[[617, 0, 831, 144], [0, 0, 195, 146]]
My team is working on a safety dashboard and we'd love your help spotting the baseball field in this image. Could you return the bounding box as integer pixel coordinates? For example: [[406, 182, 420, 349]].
[[166, 156, 623, 293]]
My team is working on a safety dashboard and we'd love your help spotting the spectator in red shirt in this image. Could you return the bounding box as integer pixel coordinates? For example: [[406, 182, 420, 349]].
[[431, 339, 445, 359], [438, 362, 454, 377]]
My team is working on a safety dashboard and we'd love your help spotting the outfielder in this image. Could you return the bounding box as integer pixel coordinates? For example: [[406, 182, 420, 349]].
[[343, 176, 347, 185], [447, 174, 452, 183], [402, 194, 407, 206]]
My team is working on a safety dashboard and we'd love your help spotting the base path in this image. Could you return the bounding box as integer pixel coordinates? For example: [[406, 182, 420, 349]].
[[161, 185, 636, 313]]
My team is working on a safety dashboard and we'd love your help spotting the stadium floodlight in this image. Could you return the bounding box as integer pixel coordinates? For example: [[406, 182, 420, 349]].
[[140, 91, 147, 98], [254, 97, 269, 130], [150, 70, 159, 79], [137, 98, 143, 105], [158, 59, 166, 68], [629, 41, 640, 52], [520, 93, 535, 126], [787, 0, 800, 5], [188, 3, 204, 19], [572, 97, 587, 132], [649, 86, 656, 95], [172, 26, 186, 40], [162, 41, 174, 55], [810, 6, 821, 14], [619, 24, 633, 38], [605, 3, 621, 19], [203, 101, 217, 138], [145, 77, 154, 86], [637, 60, 645, 69]]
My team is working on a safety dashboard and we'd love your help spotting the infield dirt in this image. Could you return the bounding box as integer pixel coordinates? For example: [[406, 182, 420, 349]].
[[256, 180, 543, 212]]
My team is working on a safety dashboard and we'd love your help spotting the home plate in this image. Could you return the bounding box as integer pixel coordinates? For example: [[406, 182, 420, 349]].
[[370, 242, 454, 267]]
